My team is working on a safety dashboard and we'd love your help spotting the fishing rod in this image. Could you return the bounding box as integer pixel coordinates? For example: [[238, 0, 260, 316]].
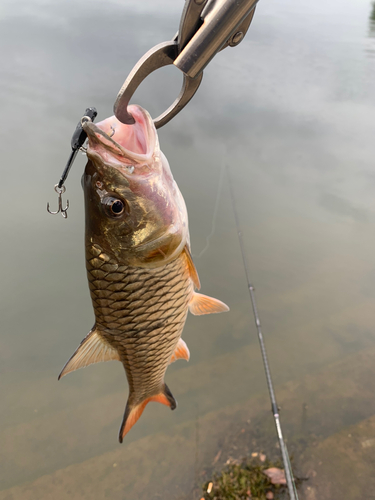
[[227, 165, 299, 500]]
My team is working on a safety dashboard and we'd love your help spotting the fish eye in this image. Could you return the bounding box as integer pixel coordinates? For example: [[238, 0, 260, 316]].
[[111, 200, 124, 214], [102, 197, 127, 218]]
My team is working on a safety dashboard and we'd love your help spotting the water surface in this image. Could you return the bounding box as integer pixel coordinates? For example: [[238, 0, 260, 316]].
[[1, 0, 375, 498]]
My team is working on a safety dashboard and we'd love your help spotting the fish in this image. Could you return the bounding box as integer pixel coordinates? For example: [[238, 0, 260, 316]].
[[58, 105, 229, 442]]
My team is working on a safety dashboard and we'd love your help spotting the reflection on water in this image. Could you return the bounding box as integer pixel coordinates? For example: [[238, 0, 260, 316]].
[[370, 1, 375, 22], [1, 0, 375, 498], [367, 2, 375, 61]]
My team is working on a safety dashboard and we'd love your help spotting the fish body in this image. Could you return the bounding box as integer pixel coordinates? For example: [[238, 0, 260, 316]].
[[59, 105, 228, 442]]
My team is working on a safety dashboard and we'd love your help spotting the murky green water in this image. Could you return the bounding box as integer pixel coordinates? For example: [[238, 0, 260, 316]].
[[1, 0, 375, 498]]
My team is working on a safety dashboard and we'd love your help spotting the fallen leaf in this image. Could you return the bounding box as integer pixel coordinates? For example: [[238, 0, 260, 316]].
[[259, 453, 266, 462], [265, 491, 274, 499], [251, 452, 258, 458], [263, 467, 287, 485], [226, 457, 241, 465]]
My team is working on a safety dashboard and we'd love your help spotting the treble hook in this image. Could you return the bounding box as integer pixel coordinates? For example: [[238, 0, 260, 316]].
[[47, 184, 69, 219]]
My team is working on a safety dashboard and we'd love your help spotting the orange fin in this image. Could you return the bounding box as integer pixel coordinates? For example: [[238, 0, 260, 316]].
[[183, 244, 201, 290], [58, 327, 120, 380], [189, 292, 229, 316], [170, 338, 190, 364], [119, 384, 176, 443]]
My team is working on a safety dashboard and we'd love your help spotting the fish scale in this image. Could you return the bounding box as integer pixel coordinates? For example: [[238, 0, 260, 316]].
[[87, 243, 194, 401]]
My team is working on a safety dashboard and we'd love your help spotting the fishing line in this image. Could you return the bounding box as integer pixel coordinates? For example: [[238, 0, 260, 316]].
[[227, 165, 299, 500], [195, 163, 225, 258]]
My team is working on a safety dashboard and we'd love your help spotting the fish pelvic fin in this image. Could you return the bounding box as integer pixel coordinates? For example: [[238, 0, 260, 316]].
[[58, 327, 120, 380], [119, 384, 177, 443], [183, 244, 201, 290], [189, 292, 229, 316], [169, 338, 190, 364]]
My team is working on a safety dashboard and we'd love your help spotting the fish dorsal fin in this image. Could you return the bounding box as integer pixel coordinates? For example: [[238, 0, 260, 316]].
[[189, 292, 229, 316], [183, 244, 201, 290], [58, 327, 120, 380], [169, 338, 190, 364]]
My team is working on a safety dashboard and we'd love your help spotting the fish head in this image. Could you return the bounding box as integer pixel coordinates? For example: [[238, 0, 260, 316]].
[[82, 105, 189, 267]]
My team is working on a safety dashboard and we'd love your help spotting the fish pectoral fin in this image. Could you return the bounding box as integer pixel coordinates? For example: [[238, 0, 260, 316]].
[[58, 327, 120, 380], [169, 338, 190, 364], [183, 244, 201, 290], [119, 384, 177, 443], [189, 292, 230, 316]]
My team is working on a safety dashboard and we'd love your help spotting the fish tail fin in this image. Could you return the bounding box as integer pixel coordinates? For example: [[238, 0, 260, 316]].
[[119, 384, 177, 443]]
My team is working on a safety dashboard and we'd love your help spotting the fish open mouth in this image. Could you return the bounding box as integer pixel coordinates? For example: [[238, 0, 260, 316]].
[[82, 105, 157, 166]]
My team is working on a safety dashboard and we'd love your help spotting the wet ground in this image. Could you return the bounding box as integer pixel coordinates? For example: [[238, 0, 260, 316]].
[[1, 0, 375, 498]]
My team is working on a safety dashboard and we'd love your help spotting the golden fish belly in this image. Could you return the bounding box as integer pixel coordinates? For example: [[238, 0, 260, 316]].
[[86, 242, 194, 404]]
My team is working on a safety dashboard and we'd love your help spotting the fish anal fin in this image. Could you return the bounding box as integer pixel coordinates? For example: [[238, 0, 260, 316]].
[[170, 338, 190, 364], [119, 384, 176, 442], [58, 327, 120, 380], [189, 292, 229, 316], [183, 245, 201, 290]]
